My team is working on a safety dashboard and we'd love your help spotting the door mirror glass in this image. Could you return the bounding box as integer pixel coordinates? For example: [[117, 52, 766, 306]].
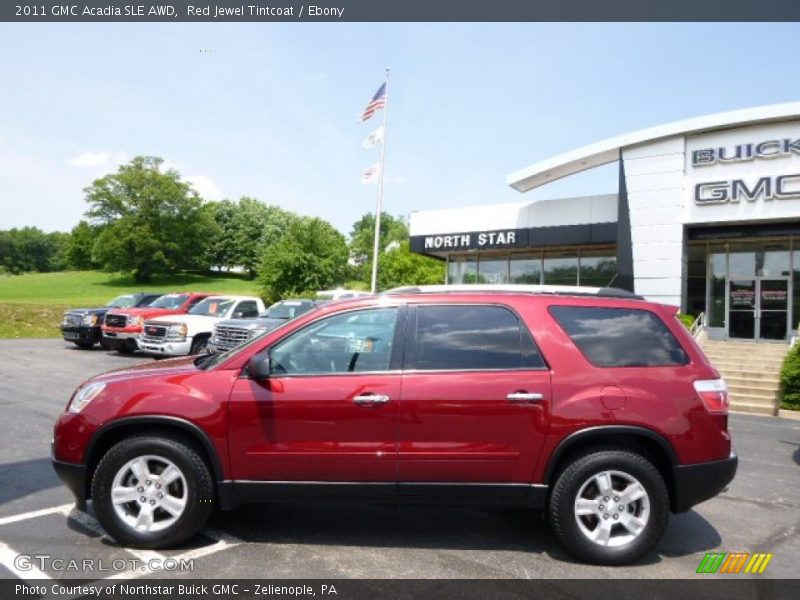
[[247, 353, 271, 380]]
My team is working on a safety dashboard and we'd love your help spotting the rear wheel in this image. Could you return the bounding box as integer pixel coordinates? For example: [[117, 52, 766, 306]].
[[549, 449, 669, 565], [91, 436, 215, 548]]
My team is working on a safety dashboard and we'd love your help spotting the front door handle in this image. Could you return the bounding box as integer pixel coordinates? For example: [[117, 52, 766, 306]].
[[507, 392, 544, 403], [353, 394, 390, 405]]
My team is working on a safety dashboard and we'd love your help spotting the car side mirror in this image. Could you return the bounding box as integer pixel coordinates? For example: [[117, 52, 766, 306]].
[[247, 353, 271, 380]]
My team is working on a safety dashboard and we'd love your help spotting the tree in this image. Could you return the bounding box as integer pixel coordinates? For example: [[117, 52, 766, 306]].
[[65, 220, 101, 270], [259, 217, 348, 302], [85, 156, 220, 282], [349, 212, 409, 272], [0, 227, 62, 274], [209, 198, 297, 278], [376, 241, 445, 290]]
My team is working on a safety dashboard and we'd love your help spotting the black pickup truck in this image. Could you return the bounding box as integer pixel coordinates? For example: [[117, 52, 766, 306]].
[[61, 293, 162, 349]]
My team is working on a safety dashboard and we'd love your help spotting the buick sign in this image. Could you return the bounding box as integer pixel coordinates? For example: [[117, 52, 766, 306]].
[[692, 138, 800, 167]]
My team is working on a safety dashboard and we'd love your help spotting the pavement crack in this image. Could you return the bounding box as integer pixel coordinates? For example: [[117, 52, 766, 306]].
[[718, 493, 800, 510]]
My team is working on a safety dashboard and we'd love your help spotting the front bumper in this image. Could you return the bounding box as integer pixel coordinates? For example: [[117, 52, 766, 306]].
[[61, 325, 101, 345], [102, 329, 140, 349], [138, 338, 193, 356], [52, 457, 87, 511], [672, 452, 738, 512]]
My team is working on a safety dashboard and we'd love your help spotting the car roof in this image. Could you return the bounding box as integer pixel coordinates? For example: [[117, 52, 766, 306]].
[[384, 284, 644, 300]]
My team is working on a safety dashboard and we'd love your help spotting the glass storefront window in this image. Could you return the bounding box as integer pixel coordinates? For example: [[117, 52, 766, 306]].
[[708, 246, 726, 328], [447, 256, 477, 284], [477, 256, 509, 284], [578, 251, 616, 287], [510, 254, 542, 284], [685, 243, 707, 317], [543, 251, 578, 285]]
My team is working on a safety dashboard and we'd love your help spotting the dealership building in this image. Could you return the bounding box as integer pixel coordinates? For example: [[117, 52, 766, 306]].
[[409, 102, 800, 342]]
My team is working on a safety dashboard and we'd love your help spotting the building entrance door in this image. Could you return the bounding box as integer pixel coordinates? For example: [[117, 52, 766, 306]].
[[728, 278, 789, 341]]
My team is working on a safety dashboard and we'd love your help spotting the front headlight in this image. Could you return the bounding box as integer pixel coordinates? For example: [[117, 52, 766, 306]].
[[68, 382, 106, 414], [128, 315, 144, 327], [250, 328, 267, 339], [168, 323, 188, 340], [82, 314, 98, 326]]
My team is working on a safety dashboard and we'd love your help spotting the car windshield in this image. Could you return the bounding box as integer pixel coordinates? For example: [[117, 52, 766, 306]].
[[106, 295, 139, 308], [149, 294, 189, 309], [188, 297, 235, 317], [262, 301, 311, 320]]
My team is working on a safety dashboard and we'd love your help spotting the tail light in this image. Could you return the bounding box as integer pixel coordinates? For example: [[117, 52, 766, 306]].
[[694, 379, 730, 414]]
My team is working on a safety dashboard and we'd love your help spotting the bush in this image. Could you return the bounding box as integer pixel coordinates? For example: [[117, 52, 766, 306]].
[[676, 313, 695, 329], [779, 344, 800, 410]]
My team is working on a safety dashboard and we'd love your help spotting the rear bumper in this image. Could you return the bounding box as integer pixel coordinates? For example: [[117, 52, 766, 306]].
[[61, 325, 101, 345], [672, 452, 737, 512], [51, 457, 87, 511]]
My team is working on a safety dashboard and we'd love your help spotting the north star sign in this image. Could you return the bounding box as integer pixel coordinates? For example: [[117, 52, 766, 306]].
[[423, 230, 519, 250]]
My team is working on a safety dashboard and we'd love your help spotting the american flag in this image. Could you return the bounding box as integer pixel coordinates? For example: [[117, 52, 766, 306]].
[[358, 83, 386, 122]]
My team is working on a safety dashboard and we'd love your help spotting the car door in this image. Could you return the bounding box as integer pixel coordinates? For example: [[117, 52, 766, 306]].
[[227, 306, 404, 484], [398, 303, 551, 494]]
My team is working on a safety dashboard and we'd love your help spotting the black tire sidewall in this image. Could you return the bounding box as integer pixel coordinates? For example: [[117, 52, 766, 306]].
[[549, 450, 669, 565], [190, 336, 209, 355], [91, 436, 214, 548]]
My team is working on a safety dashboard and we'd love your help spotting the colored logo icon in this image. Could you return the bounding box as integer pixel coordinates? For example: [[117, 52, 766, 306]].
[[696, 552, 773, 574]]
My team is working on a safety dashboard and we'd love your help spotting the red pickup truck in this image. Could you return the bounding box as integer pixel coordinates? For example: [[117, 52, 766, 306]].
[[101, 292, 211, 353]]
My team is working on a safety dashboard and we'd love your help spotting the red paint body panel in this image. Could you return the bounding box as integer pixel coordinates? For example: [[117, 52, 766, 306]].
[[398, 370, 550, 482], [227, 374, 399, 481]]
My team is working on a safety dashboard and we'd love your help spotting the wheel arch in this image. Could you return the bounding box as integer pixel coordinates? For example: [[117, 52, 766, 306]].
[[83, 416, 224, 501], [543, 425, 679, 511]]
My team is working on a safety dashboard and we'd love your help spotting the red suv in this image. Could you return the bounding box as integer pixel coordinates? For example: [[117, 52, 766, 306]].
[[52, 286, 736, 565], [101, 292, 211, 353]]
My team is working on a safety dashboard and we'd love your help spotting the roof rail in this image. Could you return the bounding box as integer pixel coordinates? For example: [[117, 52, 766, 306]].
[[384, 284, 644, 300]]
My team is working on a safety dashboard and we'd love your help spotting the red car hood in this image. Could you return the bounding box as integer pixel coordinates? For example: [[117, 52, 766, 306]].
[[90, 355, 199, 383]]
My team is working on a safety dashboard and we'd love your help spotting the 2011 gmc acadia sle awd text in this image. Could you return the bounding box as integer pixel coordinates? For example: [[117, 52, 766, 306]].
[[51, 285, 737, 565]]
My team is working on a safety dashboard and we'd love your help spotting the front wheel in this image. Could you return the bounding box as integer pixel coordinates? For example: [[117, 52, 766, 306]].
[[549, 449, 669, 565], [91, 436, 215, 548]]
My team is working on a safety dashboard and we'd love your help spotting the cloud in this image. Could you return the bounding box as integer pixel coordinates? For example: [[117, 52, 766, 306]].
[[185, 173, 223, 200], [69, 150, 127, 168]]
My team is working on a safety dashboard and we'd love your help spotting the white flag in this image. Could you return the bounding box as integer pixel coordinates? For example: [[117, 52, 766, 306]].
[[362, 126, 384, 149], [361, 163, 380, 184]]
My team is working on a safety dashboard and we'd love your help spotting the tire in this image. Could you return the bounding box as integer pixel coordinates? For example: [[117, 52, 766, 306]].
[[99, 338, 111, 350], [91, 435, 215, 549], [549, 449, 669, 565], [190, 335, 209, 355]]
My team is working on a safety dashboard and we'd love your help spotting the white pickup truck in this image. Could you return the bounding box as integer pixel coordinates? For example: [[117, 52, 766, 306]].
[[138, 295, 265, 356]]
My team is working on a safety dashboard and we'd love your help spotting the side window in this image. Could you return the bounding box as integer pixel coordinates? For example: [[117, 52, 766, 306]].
[[187, 296, 205, 309], [235, 301, 259, 318], [408, 305, 545, 371], [549, 305, 689, 367], [269, 307, 399, 376]]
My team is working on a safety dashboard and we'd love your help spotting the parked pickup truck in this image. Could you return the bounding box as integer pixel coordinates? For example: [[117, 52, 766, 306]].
[[61, 293, 162, 349], [208, 299, 319, 354], [101, 292, 212, 353], [138, 295, 265, 356]]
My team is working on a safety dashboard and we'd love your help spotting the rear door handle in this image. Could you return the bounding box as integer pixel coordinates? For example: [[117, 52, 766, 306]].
[[353, 394, 390, 405], [507, 392, 544, 403]]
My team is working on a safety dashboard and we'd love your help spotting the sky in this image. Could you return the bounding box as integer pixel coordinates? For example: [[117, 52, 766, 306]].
[[1, 22, 800, 236]]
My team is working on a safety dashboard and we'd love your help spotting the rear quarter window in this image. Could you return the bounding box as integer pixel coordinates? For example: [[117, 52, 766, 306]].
[[549, 305, 689, 367]]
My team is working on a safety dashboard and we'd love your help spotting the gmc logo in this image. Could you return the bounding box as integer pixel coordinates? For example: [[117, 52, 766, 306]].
[[695, 173, 800, 204]]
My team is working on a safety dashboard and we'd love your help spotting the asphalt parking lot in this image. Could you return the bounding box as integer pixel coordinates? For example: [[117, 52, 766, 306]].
[[0, 338, 798, 582]]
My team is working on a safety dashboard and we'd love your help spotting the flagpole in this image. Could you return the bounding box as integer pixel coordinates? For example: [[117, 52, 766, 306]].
[[369, 67, 389, 294]]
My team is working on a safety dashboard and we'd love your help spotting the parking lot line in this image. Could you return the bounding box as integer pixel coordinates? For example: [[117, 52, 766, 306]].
[[0, 504, 73, 527], [0, 541, 51, 580]]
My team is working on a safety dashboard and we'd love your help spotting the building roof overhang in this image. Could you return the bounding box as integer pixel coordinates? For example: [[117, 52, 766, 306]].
[[506, 101, 800, 193]]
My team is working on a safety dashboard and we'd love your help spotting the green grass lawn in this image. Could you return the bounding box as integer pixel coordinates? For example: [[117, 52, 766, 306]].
[[0, 270, 262, 338]]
